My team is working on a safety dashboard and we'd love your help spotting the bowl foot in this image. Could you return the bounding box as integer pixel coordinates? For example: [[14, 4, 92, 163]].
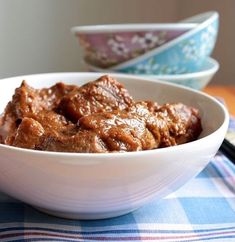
[[34, 206, 139, 220]]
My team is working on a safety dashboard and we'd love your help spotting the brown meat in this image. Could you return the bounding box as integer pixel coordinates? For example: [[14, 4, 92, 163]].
[[155, 103, 202, 147], [37, 82, 78, 110], [75, 102, 202, 152], [3, 81, 76, 120], [0, 81, 76, 144], [12, 117, 45, 149], [37, 130, 108, 153], [77, 102, 158, 152], [8, 110, 77, 148], [0, 77, 202, 153], [32, 110, 76, 136], [58, 75, 134, 123], [36, 102, 158, 153], [0, 82, 34, 143], [36, 102, 202, 153]]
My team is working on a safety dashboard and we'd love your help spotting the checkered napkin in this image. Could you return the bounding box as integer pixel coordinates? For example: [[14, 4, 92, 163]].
[[0, 119, 234, 242]]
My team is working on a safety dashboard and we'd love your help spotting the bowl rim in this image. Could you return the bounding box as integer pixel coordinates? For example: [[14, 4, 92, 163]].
[[136, 57, 219, 80], [71, 11, 216, 34], [83, 57, 219, 80], [0, 72, 229, 158], [71, 23, 197, 34], [108, 11, 219, 70]]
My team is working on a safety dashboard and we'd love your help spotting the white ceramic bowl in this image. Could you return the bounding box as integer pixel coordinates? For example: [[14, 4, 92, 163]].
[[0, 73, 229, 220], [84, 57, 219, 90]]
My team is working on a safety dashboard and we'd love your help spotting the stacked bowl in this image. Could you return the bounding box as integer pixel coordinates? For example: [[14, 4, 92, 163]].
[[72, 11, 219, 90]]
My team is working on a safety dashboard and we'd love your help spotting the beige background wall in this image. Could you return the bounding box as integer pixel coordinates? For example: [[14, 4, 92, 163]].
[[0, 0, 234, 85]]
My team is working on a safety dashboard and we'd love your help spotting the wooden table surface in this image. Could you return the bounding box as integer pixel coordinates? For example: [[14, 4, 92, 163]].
[[204, 85, 235, 116]]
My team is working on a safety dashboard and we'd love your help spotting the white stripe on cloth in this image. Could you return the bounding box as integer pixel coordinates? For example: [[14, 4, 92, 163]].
[[0, 222, 235, 232], [0, 227, 235, 242]]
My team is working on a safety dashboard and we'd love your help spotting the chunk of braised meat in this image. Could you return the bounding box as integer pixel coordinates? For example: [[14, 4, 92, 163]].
[[0, 82, 35, 143], [36, 130, 108, 153], [0, 81, 76, 143], [77, 102, 158, 152], [4, 81, 76, 120], [6, 110, 76, 147], [12, 117, 45, 149], [58, 75, 134, 123], [154, 103, 202, 147], [32, 110, 76, 136], [38, 82, 78, 110], [0, 118, 3, 143]]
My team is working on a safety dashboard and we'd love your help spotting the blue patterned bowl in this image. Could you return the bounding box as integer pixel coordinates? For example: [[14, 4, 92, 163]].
[[84, 57, 219, 90], [137, 58, 219, 90], [108, 12, 219, 75]]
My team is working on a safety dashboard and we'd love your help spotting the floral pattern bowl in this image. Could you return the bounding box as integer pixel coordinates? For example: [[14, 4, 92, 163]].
[[71, 23, 197, 68], [84, 57, 219, 90], [137, 58, 219, 90], [108, 12, 219, 75]]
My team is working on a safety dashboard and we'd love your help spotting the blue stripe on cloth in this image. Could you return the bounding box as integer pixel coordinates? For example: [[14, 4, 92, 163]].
[[196, 162, 226, 178], [196, 166, 213, 178], [227, 198, 235, 212], [229, 116, 235, 129], [122, 198, 190, 224], [180, 198, 235, 224]]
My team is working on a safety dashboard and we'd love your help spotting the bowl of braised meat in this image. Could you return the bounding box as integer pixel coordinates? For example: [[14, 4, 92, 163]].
[[0, 73, 229, 219]]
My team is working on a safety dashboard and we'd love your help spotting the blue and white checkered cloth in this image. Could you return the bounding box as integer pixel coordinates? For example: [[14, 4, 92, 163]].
[[0, 118, 234, 242]]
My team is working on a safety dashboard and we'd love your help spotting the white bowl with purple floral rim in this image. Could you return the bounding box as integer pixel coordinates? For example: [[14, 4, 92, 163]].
[[71, 22, 197, 68], [107, 12, 219, 75], [83, 57, 219, 90]]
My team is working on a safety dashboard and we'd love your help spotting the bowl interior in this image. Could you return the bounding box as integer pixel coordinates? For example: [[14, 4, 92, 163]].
[[181, 11, 218, 24], [0, 73, 227, 142], [71, 12, 217, 34], [71, 23, 197, 34]]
